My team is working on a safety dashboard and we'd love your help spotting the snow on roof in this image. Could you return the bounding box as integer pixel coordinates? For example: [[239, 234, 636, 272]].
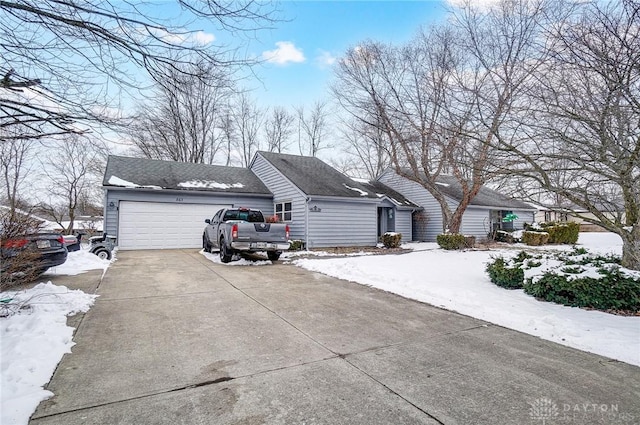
[[108, 175, 162, 190], [178, 180, 245, 190], [343, 183, 369, 197], [435, 181, 450, 187], [350, 177, 370, 184]]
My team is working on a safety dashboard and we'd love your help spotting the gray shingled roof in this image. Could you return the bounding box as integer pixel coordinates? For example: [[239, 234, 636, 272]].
[[257, 151, 381, 199], [357, 180, 420, 208], [396, 170, 536, 210], [103, 155, 271, 194], [435, 174, 536, 210]]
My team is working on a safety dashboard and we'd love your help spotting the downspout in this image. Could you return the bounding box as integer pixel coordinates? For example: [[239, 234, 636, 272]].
[[305, 196, 310, 250]]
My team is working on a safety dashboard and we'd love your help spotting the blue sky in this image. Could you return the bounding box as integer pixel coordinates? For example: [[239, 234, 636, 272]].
[[184, 1, 453, 110]]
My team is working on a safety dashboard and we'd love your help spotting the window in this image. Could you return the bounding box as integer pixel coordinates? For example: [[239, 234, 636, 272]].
[[222, 210, 264, 223], [501, 210, 515, 231], [275, 202, 292, 221], [544, 211, 552, 222]]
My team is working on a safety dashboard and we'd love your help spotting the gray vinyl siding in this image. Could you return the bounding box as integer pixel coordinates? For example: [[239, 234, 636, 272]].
[[395, 210, 413, 242], [103, 188, 272, 239], [460, 207, 491, 240], [379, 170, 443, 241], [380, 170, 536, 242], [250, 154, 308, 241], [458, 208, 535, 240], [307, 200, 377, 248], [512, 210, 535, 229]]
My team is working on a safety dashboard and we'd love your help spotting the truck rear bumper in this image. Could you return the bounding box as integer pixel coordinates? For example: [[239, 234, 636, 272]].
[[231, 242, 290, 251]]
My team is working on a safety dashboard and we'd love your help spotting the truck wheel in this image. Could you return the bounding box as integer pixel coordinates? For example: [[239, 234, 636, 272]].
[[202, 234, 211, 253], [93, 247, 112, 260], [267, 251, 281, 261], [219, 238, 232, 263]]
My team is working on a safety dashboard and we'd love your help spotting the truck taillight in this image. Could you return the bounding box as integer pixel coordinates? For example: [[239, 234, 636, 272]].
[[57, 235, 65, 244], [285, 225, 290, 240], [231, 224, 238, 239]]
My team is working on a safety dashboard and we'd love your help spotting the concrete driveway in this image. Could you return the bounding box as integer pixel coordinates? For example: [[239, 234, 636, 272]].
[[31, 250, 639, 424]]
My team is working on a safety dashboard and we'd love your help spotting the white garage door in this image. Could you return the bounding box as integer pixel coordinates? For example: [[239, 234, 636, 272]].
[[118, 202, 230, 250]]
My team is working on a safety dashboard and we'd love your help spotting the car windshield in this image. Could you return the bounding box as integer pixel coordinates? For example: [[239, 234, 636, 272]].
[[223, 210, 264, 223]]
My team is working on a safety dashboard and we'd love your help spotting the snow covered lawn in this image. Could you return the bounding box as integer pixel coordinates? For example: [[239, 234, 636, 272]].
[[1, 248, 110, 425], [293, 233, 640, 367]]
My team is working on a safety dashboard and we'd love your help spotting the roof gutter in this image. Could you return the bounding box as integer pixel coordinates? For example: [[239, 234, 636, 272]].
[[101, 186, 273, 199]]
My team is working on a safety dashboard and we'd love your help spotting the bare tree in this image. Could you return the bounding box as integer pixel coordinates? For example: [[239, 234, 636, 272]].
[[296, 101, 331, 157], [338, 116, 390, 179], [264, 106, 295, 153], [230, 92, 262, 167], [38, 135, 103, 234], [502, 0, 640, 269], [0, 0, 276, 140], [130, 60, 233, 164], [0, 128, 34, 214], [333, 0, 549, 234]]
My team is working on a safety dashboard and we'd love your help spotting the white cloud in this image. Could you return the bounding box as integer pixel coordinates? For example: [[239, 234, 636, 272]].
[[149, 28, 215, 46], [262, 41, 305, 65], [191, 31, 215, 45], [315, 50, 337, 67]]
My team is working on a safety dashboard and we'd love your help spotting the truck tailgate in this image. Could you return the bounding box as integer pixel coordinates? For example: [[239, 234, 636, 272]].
[[236, 222, 288, 243]]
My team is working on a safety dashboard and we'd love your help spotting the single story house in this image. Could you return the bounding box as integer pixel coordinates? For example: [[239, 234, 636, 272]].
[[378, 168, 537, 242], [102, 153, 536, 249], [102, 153, 419, 250], [249, 151, 419, 248]]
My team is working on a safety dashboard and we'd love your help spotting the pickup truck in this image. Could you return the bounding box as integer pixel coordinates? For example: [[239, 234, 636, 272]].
[[202, 208, 290, 263]]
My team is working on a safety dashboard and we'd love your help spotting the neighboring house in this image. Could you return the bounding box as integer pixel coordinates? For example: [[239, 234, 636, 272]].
[[378, 169, 537, 242], [0, 205, 57, 232], [534, 203, 623, 232], [249, 152, 419, 248], [102, 156, 273, 249]]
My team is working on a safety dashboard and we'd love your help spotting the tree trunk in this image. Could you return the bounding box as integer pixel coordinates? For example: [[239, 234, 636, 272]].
[[620, 229, 640, 271], [447, 210, 464, 235]]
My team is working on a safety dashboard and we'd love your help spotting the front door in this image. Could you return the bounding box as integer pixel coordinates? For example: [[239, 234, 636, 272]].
[[377, 207, 396, 238]]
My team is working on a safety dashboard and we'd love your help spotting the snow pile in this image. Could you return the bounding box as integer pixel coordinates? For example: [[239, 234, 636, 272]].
[[44, 247, 113, 277], [200, 250, 272, 266], [0, 283, 98, 425], [293, 233, 640, 366]]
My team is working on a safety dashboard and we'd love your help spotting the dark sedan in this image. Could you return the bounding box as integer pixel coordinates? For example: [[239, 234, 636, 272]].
[[1, 233, 68, 279]]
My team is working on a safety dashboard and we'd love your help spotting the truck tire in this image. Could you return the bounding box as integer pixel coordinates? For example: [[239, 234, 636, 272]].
[[267, 251, 281, 261], [219, 238, 232, 263], [202, 234, 211, 253]]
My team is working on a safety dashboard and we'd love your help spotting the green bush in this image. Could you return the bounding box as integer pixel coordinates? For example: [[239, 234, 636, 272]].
[[522, 231, 550, 246], [486, 257, 525, 289], [524, 268, 640, 311], [288, 240, 305, 251], [381, 232, 402, 248], [437, 233, 466, 250], [494, 230, 515, 243], [539, 222, 580, 244]]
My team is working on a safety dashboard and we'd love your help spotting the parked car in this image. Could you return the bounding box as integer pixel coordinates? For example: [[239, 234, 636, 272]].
[[63, 234, 80, 252], [1, 232, 68, 278], [203, 208, 290, 263]]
